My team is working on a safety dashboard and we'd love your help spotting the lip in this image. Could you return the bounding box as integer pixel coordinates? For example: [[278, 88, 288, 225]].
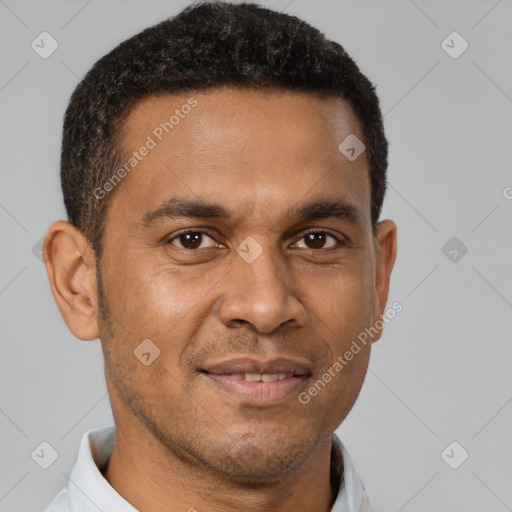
[[201, 356, 312, 376], [199, 356, 312, 405]]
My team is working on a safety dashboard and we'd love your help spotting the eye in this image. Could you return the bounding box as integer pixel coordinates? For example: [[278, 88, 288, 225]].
[[293, 231, 345, 250], [166, 231, 221, 250]]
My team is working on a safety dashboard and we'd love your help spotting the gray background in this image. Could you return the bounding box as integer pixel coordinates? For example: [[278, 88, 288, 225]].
[[0, 0, 511, 510]]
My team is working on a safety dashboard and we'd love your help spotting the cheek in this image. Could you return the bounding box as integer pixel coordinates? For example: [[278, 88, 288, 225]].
[[103, 255, 207, 333], [307, 260, 376, 345], [99, 256, 227, 379]]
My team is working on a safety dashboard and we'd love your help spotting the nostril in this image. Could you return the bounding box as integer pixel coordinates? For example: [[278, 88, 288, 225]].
[[230, 318, 249, 326]]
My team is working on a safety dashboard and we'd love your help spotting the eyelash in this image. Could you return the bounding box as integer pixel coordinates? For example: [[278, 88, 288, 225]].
[[165, 229, 346, 251]]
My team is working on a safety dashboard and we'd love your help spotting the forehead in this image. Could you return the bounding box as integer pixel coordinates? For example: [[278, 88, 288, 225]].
[[110, 88, 370, 228]]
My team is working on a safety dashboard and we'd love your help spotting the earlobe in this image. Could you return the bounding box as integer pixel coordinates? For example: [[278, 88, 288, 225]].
[[43, 220, 100, 341], [371, 219, 398, 343]]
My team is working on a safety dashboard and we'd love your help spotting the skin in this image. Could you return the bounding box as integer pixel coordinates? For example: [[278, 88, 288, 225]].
[[43, 87, 397, 512]]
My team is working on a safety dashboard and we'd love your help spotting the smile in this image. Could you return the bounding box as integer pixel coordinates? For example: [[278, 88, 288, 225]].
[[200, 371, 310, 404]]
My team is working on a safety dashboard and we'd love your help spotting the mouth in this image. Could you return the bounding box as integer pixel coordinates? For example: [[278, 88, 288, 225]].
[[199, 356, 312, 404]]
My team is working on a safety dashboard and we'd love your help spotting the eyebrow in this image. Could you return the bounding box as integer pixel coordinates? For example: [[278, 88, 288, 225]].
[[291, 200, 361, 224], [142, 196, 364, 227], [142, 197, 230, 226]]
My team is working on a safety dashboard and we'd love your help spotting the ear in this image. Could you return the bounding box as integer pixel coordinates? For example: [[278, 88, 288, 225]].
[[371, 219, 397, 343], [42, 220, 99, 341]]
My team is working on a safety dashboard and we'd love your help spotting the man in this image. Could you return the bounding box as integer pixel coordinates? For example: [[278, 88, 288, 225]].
[[43, 1, 397, 511]]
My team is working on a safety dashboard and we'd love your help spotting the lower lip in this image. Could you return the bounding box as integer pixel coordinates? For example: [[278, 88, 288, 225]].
[[202, 373, 309, 404]]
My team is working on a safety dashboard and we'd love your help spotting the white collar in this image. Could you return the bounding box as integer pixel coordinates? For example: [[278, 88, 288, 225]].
[[45, 424, 370, 511]]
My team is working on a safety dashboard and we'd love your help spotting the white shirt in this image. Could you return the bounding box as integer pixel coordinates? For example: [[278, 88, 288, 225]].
[[45, 425, 372, 512]]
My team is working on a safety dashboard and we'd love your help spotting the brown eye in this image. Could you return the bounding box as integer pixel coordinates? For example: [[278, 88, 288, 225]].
[[294, 231, 343, 250], [167, 231, 218, 250]]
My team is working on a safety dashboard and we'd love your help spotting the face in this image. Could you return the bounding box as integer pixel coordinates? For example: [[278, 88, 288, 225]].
[[80, 88, 395, 479]]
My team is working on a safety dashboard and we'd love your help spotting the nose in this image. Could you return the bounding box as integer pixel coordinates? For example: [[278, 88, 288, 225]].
[[218, 243, 307, 334]]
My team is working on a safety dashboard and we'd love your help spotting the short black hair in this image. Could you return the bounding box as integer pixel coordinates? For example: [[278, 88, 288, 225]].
[[61, 0, 388, 258]]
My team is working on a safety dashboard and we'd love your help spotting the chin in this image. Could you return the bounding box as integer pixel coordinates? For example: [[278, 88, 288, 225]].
[[192, 427, 319, 481]]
